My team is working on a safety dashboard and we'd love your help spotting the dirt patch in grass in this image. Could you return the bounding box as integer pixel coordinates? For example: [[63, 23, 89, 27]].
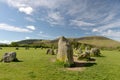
[[50, 56, 96, 71], [66, 57, 96, 71]]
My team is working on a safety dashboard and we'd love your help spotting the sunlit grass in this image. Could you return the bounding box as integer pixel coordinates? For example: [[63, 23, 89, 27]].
[[0, 47, 120, 80]]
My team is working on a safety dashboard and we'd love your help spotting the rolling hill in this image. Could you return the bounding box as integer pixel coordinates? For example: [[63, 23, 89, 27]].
[[75, 36, 120, 49], [13, 36, 120, 49]]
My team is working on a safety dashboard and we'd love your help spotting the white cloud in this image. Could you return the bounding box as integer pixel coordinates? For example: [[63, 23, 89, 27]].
[[71, 20, 95, 27], [95, 20, 120, 32], [0, 23, 31, 32], [1, 0, 33, 15], [25, 17, 35, 22], [40, 31, 43, 34], [47, 12, 64, 25], [101, 30, 120, 41], [26, 26, 36, 30], [25, 37, 30, 39], [19, 7, 33, 15], [0, 40, 19, 44], [0, 40, 11, 44], [38, 32, 54, 39], [92, 28, 99, 32]]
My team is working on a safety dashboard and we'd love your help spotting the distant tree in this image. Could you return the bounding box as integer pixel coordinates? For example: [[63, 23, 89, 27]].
[[11, 42, 19, 47]]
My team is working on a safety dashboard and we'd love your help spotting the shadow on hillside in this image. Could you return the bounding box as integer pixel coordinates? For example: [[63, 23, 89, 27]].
[[74, 62, 97, 67]]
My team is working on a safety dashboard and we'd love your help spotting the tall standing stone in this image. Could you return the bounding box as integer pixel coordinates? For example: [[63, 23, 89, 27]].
[[57, 36, 74, 66]]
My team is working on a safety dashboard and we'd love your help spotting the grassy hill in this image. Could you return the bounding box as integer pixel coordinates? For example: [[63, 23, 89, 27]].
[[75, 36, 120, 49], [13, 36, 120, 49]]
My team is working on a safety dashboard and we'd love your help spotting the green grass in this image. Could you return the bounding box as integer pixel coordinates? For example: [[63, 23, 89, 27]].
[[0, 47, 120, 80]]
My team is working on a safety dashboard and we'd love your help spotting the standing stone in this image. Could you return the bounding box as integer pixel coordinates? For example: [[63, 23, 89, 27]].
[[46, 49, 55, 55], [1, 52, 18, 62], [57, 36, 74, 67], [0, 47, 2, 50], [15, 47, 19, 50]]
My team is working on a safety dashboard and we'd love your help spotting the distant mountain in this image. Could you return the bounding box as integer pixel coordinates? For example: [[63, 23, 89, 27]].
[[14, 39, 43, 45], [14, 36, 120, 49], [75, 36, 120, 48]]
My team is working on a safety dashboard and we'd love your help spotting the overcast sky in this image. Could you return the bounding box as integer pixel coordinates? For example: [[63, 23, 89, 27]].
[[0, 0, 120, 43]]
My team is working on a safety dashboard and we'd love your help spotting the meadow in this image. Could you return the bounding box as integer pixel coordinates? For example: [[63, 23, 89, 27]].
[[0, 47, 120, 80]]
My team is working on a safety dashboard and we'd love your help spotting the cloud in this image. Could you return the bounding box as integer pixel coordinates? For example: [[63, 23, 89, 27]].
[[0, 23, 32, 32], [71, 20, 95, 27], [1, 0, 120, 41], [2, 0, 33, 15], [0, 40, 19, 44], [38, 31, 54, 39], [19, 7, 33, 15], [25, 37, 30, 39], [101, 30, 120, 41], [0, 40, 11, 44], [46, 12, 64, 25], [26, 26, 36, 30], [92, 28, 99, 32], [94, 20, 120, 32], [25, 17, 35, 22], [40, 31, 43, 34]]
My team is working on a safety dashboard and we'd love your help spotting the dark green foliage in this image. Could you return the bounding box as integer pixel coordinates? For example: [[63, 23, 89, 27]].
[[11, 42, 19, 47]]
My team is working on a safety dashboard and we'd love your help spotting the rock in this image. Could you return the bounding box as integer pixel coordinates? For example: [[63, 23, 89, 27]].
[[46, 49, 55, 55], [57, 36, 74, 67], [55, 49, 58, 54], [90, 48, 101, 56], [78, 51, 90, 60], [15, 47, 19, 50], [0, 47, 2, 50], [74, 48, 83, 57], [85, 46, 90, 52], [1, 52, 18, 62], [25, 47, 29, 50]]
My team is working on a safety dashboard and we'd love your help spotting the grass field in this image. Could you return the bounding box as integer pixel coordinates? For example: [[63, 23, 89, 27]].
[[0, 47, 120, 80]]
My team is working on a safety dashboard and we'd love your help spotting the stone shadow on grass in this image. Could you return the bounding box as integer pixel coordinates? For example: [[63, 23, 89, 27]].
[[12, 59, 23, 62], [74, 62, 97, 67], [13, 60, 23, 62]]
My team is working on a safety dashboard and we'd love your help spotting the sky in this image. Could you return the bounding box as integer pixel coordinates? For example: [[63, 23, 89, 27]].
[[0, 0, 120, 44]]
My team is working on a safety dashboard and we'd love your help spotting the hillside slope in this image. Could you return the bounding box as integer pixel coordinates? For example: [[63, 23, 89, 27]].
[[14, 36, 120, 49], [75, 36, 120, 48]]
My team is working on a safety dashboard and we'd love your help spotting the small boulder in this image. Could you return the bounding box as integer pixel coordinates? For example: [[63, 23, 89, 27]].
[[1, 52, 19, 62], [46, 49, 55, 55], [90, 48, 101, 56], [78, 51, 90, 60]]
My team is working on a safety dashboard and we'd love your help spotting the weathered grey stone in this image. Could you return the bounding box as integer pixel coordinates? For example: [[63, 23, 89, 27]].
[[15, 47, 19, 50], [57, 36, 74, 66], [74, 48, 83, 57], [90, 48, 101, 56], [25, 47, 29, 50], [1, 52, 18, 62], [85, 46, 90, 52], [0, 47, 2, 50], [46, 49, 55, 55], [55, 49, 58, 54], [78, 51, 90, 60]]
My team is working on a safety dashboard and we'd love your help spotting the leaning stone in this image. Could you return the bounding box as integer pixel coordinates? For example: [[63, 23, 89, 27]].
[[57, 36, 74, 67]]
